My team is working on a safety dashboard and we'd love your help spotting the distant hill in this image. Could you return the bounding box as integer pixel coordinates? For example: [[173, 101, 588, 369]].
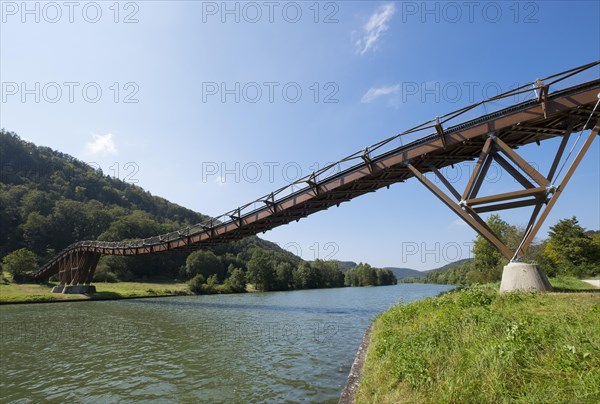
[[330, 261, 424, 280], [424, 259, 473, 274], [331, 259, 472, 280], [400, 259, 475, 285], [382, 260, 474, 280], [384, 267, 425, 279]]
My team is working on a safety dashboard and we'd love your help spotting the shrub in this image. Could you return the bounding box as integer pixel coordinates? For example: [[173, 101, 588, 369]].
[[2, 248, 38, 281], [189, 274, 206, 294], [225, 268, 247, 292]]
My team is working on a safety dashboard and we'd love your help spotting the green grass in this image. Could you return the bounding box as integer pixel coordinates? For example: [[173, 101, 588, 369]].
[[357, 284, 600, 403], [551, 276, 599, 291], [0, 278, 191, 303]]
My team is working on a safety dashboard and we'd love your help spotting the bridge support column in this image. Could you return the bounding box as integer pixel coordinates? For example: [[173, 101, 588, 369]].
[[408, 118, 599, 292], [500, 262, 552, 293], [51, 252, 100, 294]]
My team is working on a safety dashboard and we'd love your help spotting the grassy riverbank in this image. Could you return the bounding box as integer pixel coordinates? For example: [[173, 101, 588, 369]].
[[357, 278, 600, 403], [0, 279, 191, 303]]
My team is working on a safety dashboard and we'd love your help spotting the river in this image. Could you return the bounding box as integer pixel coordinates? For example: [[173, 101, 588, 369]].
[[0, 284, 453, 403]]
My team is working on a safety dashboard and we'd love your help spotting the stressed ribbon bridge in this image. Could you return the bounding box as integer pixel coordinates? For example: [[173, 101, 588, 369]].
[[34, 62, 600, 293]]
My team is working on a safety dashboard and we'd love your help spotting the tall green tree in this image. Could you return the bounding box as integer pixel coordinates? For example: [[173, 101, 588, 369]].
[[21, 212, 50, 254], [312, 260, 345, 288], [293, 261, 321, 289], [472, 215, 518, 273], [185, 250, 223, 280], [274, 262, 293, 290], [541, 217, 600, 276], [247, 249, 276, 291], [225, 265, 247, 292], [2, 248, 38, 280]]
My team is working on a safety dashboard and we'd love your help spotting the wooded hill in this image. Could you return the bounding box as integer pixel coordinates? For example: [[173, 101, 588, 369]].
[[0, 130, 300, 281]]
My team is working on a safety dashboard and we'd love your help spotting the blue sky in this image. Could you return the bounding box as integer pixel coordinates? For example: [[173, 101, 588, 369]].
[[1, 1, 599, 270]]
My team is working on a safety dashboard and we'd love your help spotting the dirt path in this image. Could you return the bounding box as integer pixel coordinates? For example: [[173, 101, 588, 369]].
[[582, 280, 600, 288]]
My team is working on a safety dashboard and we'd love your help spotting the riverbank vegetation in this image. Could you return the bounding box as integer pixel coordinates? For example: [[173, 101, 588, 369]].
[[344, 264, 397, 287], [357, 283, 600, 403], [186, 252, 396, 295]]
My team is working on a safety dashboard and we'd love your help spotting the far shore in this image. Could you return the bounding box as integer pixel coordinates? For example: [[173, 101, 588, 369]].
[[0, 278, 396, 305]]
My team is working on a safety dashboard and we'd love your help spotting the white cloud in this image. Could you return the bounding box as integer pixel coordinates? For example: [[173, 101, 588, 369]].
[[355, 3, 396, 55], [85, 133, 118, 156], [361, 84, 400, 103]]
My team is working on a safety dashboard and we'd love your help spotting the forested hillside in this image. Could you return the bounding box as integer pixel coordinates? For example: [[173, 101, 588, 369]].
[[0, 130, 300, 281]]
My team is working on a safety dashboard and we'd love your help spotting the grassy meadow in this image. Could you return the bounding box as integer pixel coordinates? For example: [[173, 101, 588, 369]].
[[357, 278, 600, 403]]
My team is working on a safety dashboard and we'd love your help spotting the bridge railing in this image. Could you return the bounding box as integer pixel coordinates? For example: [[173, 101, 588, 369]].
[[34, 61, 600, 277]]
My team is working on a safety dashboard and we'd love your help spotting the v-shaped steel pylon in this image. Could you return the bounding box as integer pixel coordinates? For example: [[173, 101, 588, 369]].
[[408, 119, 600, 262]]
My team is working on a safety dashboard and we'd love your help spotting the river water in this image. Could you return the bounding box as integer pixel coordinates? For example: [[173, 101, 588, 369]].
[[0, 284, 453, 403]]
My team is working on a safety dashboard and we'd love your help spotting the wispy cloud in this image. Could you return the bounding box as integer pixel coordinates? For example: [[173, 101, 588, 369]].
[[85, 133, 118, 156], [354, 3, 396, 55], [361, 84, 400, 103]]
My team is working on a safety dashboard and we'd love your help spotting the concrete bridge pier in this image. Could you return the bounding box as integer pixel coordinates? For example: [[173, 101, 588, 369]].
[[51, 252, 100, 294], [499, 262, 553, 293]]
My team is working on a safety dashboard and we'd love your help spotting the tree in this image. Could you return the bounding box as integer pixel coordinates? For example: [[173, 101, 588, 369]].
[[185, 250, 223, 280], [293, 261, 320, 289], [2, 248, 38, 280], [20, 211, 50, 254], [274, 262, 293, 290], [225, 266, 247, 292], [247, 249, 276, 291], [189, 274, 206, 294], [473, 215, 517, 274], [97, 210, 165, 242], [376, 268, 397, 286], [541, 217, 600, 276], [312, 260, 344, 288], [99, 256, 133, 281], [344, 263, 396, 287], [21, 189, 53, 217], [206, 274, 219, 287]]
